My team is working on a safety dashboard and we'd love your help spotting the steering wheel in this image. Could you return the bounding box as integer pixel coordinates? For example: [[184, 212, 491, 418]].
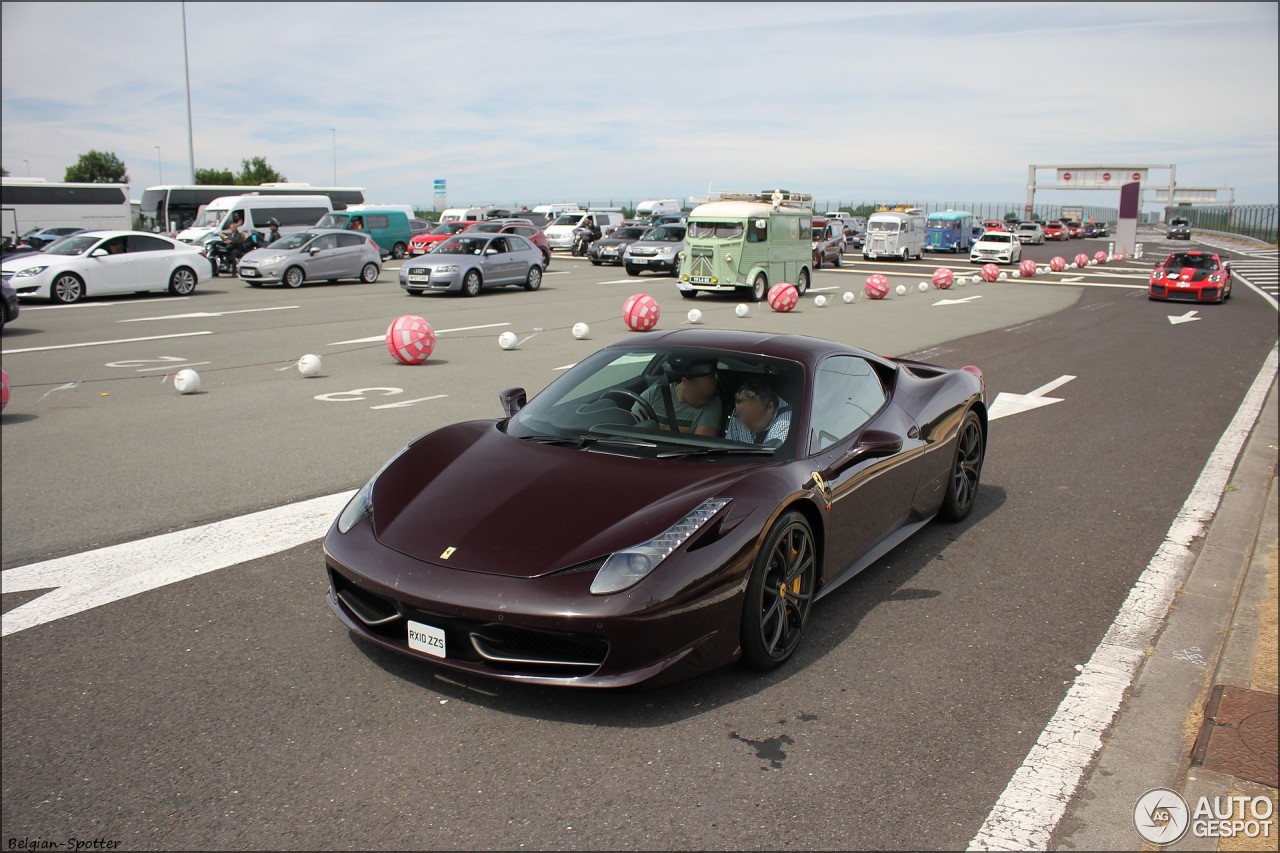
[[601, 388, 659, 424]]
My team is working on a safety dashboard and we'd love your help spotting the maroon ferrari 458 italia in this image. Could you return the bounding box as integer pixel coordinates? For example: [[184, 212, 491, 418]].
[[324, 329, 988, 689]]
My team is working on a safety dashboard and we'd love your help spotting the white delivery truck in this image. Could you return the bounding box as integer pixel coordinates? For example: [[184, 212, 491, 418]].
[[863, 207, 925, 261]]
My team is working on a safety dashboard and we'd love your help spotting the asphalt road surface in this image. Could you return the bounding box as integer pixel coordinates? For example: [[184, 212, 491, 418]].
[[2, 229, 1276, 849]]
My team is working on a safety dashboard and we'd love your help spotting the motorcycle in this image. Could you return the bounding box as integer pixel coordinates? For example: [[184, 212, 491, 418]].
[[571, 225, 600, 258], [202, 234, 239, 277]]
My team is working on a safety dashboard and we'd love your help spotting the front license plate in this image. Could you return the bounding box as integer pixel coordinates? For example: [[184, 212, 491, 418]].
[[1177, 282, 1190, 288], [408, 274, 430, 283], [690, 275, 712, 284], [241, 268, 258, 277], [631, 258, 648, 265], [407, 620, 446, 658]]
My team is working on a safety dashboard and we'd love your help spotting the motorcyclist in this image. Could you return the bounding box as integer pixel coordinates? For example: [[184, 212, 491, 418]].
[[250, 218, 281, 249], [574, 217, 601, 255], [222, 212, 250, 264]]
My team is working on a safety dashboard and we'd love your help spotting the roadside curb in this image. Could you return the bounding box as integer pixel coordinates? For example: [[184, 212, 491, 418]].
[[1050, 376, 1278, 851]]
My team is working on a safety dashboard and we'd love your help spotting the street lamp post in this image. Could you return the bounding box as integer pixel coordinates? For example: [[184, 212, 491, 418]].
[[155, 146, 162, 184], [330, 128, 337, 185]]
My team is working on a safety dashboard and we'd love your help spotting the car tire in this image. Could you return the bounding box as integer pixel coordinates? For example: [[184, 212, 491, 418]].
[[360, 263, 379, 284], [462, 270, 482, 297], [669, 257, 682, 279], [939, 409, 984, 522], [833, 252, 842, 268], [750, 272, 767, 302], [813, 253, 821, 270], [50, 272, 85, 304], [680, 290, 698, 300], [796, 268, 810, 295], [863, 254, 871, 261], [168, 267, 198, 296], [590, 260, 601, 266], [740, 510, 817, 671], [523, 266, 542, 291], [900, 248, 909, 262], [283, 266, 305, 288], [392, 242, 406, 260], [625, 265, 640, 277]]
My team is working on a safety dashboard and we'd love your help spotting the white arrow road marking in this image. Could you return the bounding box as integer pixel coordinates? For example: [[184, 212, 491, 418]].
[[933, 295, 983, 306], [1168, 310, 1201, 325], [329, 322, 511, 346], [0, 490, 355, 637], [23, 297, 192, 311], [988, 375, 1077, 421], [1060, 276, 1085, 282], [2, 331, 213, 355], [118, 306, 299, 322]]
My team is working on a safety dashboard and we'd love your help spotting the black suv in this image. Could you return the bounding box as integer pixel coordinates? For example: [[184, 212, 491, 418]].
[[1167, 218, 1191, 240]]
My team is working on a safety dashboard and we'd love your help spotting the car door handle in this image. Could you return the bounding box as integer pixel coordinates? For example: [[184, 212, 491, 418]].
[[907, 425, 920, 439]]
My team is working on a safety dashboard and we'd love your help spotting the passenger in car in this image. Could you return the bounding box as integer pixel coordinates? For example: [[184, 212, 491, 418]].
[[725, 377, 790, 447]]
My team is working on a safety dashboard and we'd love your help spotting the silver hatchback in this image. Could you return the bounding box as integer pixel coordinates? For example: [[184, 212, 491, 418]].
[[399, 233, 544, 297], [238, 228, 382, 288]]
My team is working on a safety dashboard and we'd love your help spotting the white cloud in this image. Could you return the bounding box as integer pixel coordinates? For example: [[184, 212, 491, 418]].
[[2, 1, 1275, 208]]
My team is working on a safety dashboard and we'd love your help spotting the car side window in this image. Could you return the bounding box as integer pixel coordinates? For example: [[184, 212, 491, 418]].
[[126, 235, 172, 252], [367, 215, 389, 229], [311, 234, 338, 251], [336, 233, 365, 248], [489, 238, 508, 254], [808, 356, 888, 453]]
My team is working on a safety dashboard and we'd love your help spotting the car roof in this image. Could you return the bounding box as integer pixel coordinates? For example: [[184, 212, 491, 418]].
[[600, 328, 880, 368]]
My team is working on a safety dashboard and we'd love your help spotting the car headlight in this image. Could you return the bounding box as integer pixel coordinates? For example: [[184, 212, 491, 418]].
[[435, 264, 460, 273], [1209, 273, 1221, 283], [259, 255, 287, 265], [590, 498, 730, 595], [336, 449, 410, 534], [14, 266, 48, 277], [1152, 269, 1165, 279]]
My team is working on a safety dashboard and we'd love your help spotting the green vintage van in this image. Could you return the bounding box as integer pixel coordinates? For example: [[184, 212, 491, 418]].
[[677, 190, 814, 302], [316, 209, 413, 259]]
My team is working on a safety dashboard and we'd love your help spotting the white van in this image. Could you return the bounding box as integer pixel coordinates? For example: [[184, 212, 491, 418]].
[[438, 207, 490, 223], [544, 210, 625, 250], [863, 209, 925, 261], [531, 203, 582, 219], [635, 199, 682, 220], [344, 203, 416, 220], [176, 194, 333, 244]]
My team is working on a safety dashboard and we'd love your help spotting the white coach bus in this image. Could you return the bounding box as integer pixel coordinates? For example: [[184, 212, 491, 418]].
[[1, 178, 132, 241]]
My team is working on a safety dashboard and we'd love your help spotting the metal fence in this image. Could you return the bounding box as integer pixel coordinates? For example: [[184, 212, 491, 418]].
[[1172, 205, 1277, 245]]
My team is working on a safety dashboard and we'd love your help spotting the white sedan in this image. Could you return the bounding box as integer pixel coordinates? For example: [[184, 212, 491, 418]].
[[970, 231, 1023, 265], [1, 230, 207, 304]]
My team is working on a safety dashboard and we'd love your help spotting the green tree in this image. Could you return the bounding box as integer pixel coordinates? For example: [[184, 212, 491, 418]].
[[1003, 211, 1020, 223], [236, 156, 285, 185], [851, 204, 877, 218], [64, 150, 128, 183], [194, 167, 236, 185]]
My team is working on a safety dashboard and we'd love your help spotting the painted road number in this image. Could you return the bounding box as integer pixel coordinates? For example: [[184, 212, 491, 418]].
[[407, 620, 446, 658]]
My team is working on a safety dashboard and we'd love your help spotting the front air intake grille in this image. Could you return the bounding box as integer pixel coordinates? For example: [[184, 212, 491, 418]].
[[469, 625, 608, 673]]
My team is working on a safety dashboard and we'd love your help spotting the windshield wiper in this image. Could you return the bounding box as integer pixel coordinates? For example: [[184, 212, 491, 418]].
[[655, 446, 776, 459], [519, 434, 657, 449]]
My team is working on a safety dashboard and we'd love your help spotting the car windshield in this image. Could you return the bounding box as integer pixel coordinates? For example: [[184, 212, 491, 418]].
[[646, 226, 686, 242], [982, 234, 1014, 243], [688, 221, 744, 239], [434, 236, 489, 255], [429, 222, 465, 235], [1018, 224, 1037, 230], [869, 221, 900, 233], [470, 222, 503, 232], [1170, 219, 1189, 226], [612, 228, 649, 241], [314, 214, 348, 228], [504, 346, 805, 460], [551, 214, 584, 227], [42, 234, 102, 256], [271, 232, 318, 251], [193, 207, 228, 228], [1167, 254, 1216, 270]]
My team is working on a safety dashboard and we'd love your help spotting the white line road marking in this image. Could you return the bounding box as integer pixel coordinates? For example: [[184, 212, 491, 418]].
[[810, 286, 840, 292], [328, 322, 511, 346], [1168, 310, 1201, 325], [2, 331, 214, 355], [369, 394, 448, 410], [597, 279, 639, 285], [0, 491, 355, 637], [987, 375, 1076, 421], [969, 345, 1279, 851], [118, 306, 300, 322], [135, 361, 211, 372], [21, 297, 192, 311], [543, 270, 570, 275], [934, 296, 982, 306], [1061, 276, 1084, 282]]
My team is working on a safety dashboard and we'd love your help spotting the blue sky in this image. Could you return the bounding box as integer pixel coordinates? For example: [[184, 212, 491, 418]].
[[2, 2, 1276, 211]]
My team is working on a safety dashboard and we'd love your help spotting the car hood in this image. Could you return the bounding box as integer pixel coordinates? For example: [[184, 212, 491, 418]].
[[369, 421, 752, 578], [404, 253, 478, 268], [239, 248, 297, 262], [1, 251, 68, 271], [627, 240, 681, 251], [1160, 266, 1214, 282]]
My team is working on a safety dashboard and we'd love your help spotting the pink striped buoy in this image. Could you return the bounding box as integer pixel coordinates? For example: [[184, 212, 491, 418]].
[[767, 282, 799, 312], [864, 274, 890, 300], [623, 293, 661, 331], [385, 315, 436, 365], [980, 263, 1000, 282], [1019, 259, 1037, 278], [932, 268, 954, 290]]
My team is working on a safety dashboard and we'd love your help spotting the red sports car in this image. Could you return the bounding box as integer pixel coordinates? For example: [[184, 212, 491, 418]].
[[1042, 221, 1068, 241], [1149, 251, 1233, 303], [981, 220, 1007, 233], [324, 329, 988, 689], [465, 219, 551, 266], [408, 221, 472, 256]]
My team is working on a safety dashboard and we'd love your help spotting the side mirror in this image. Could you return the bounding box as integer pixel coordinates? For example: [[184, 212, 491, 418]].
[[499, 387, 527, 418], [829, 429, 903, 476], [309, 246, 321, 255], [484, 248, 498, 255], [90, 248, 108, 257]]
